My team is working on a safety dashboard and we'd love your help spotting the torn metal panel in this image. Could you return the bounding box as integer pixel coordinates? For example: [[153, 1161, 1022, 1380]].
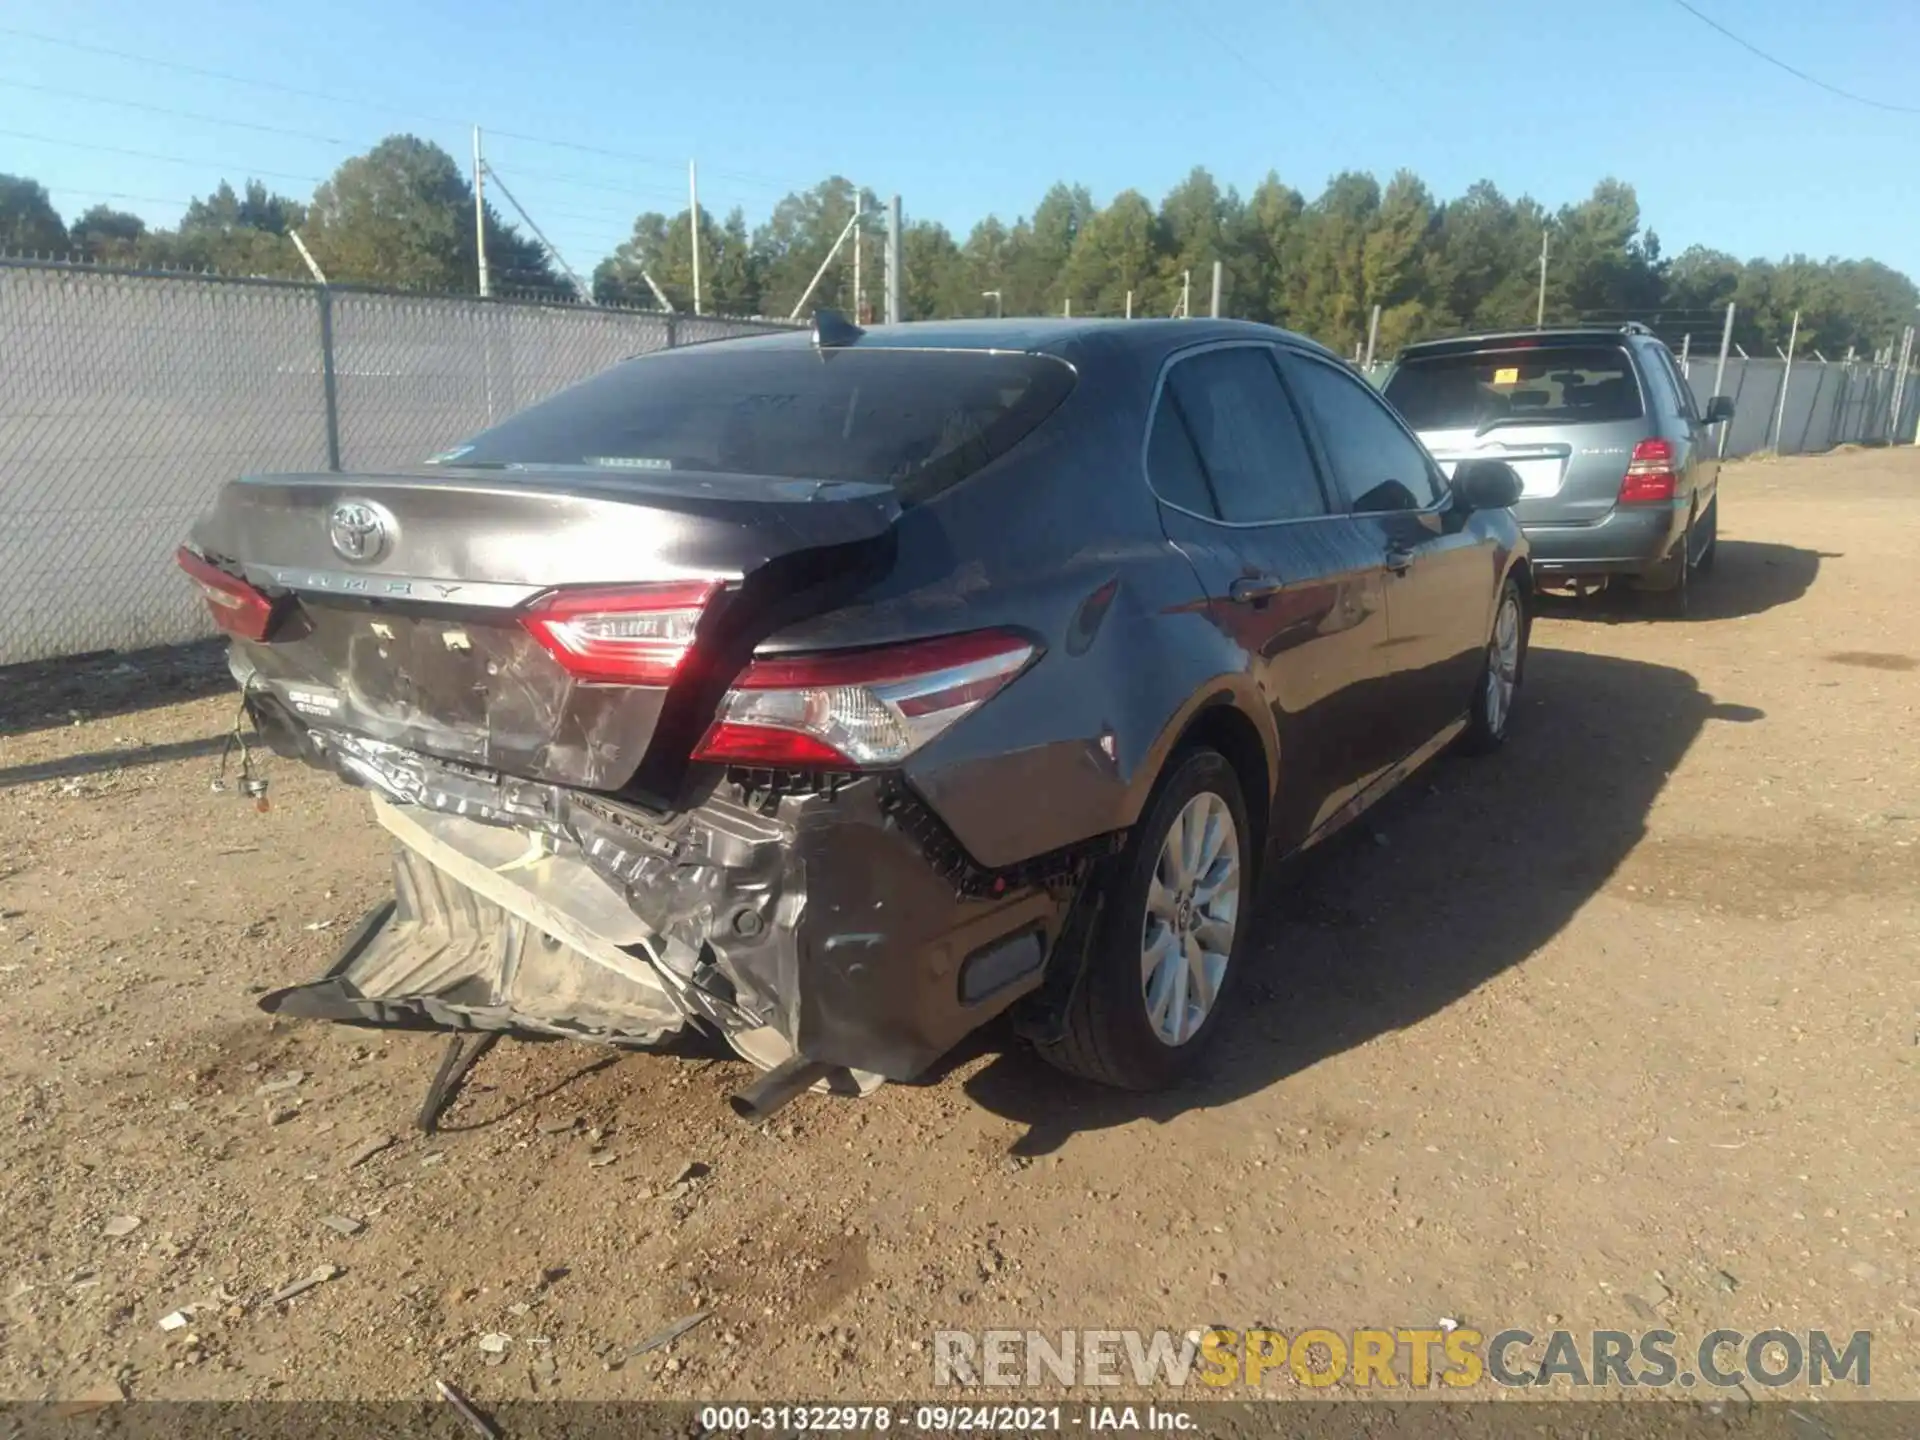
[[265, 810, 688, 1048], [261, 771, 889, 1092]]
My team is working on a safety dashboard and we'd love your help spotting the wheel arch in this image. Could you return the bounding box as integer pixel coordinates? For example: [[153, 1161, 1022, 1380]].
[[1139, 692, 1275, 860]]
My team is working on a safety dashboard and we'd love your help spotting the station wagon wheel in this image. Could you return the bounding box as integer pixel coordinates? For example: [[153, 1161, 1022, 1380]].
[[1462, 575, 1528, 755], [1040, 747, 1253, 1090], [1695, 496, 1719, 575], [1643, 509, 1694, 617]]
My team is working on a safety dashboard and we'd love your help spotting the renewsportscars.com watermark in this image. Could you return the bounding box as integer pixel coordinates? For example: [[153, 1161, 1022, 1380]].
[[932, 1328, 1872, 1391]]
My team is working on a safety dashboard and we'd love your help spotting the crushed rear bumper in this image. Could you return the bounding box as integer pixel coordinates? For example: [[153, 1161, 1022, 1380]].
[[249, 707, 1079, 1085]]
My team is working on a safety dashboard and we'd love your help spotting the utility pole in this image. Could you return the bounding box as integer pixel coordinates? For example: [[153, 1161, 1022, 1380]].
[[1535, 227, 1549, 329], [885, 194, 902, 325], [472, 126, 491, 299], [1364, 304, 1382, 367], [1125, 290, 1133, 320], [851, 192, 862, 323], [689, 160, 702, 316], [1209, 260, 1223, 319], [982, 290, 1002, 318], [1178, 269, 1191, 319]]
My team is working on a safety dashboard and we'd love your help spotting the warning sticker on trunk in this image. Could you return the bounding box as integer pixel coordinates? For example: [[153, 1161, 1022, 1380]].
[[282, 686, 343, 720]]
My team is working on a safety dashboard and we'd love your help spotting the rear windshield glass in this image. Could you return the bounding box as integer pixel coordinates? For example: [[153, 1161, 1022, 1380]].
[[1383, 345, 1643, 433], [436, 346, 1076, 506]]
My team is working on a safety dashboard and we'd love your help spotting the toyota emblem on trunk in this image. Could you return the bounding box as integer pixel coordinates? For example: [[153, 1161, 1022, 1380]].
[[327, 500, 393, 562]]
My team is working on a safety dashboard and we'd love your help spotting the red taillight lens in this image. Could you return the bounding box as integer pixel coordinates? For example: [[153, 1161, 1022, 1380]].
[[693, 629, 1038, 769], [1619, 438, 1676, 504], [175, 546, 277, 641], [520, 581, 721, 685]]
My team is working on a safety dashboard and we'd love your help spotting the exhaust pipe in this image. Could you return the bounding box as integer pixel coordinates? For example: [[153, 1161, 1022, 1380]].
[[728, 1056, 835, 1125]]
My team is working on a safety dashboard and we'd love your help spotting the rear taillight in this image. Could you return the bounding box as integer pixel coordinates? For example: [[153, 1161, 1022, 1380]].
[[1619, 438, 1677, 504], [521, 581, 720, 685], [694, 629, 1038, 769], [175, 546, 277, 641]]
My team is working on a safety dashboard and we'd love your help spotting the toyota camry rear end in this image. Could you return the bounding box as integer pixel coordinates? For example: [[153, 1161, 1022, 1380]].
[[179, 320, 1181, 1109]]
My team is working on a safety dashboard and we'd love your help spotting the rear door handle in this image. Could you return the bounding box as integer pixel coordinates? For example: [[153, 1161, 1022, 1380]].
[[1229, 575, 1285, 605], [1384, 545, 1416, 575]]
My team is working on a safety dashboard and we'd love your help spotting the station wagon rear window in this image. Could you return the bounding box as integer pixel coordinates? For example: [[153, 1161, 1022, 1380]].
[[1384, 345, 1644, 433], [437, 347, 1076, 506]]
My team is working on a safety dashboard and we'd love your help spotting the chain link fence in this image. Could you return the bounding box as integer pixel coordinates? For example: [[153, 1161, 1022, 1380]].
[[0, 260, 789, 665]]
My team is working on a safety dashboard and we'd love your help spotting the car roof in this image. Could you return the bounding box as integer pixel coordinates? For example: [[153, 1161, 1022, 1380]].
[[682, 316, 1347, 367], [1395, 325, 1655, 361]]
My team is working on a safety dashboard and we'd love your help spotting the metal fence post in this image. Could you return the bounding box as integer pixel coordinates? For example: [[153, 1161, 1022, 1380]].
[[1769, 310, 1799, 453], [1710, 302, 1734, 457], [1892, 326, 1915, 442], [1794, 356, 1826, 455], [317, 284, 342, 472]]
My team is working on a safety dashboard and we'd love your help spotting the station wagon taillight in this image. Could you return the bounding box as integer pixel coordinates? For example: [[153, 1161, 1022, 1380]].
[[175, 547, 279, 641], [1618, 438, 1677, 505], [521, 581, 721, 685], [694, 630, 1038, 769]]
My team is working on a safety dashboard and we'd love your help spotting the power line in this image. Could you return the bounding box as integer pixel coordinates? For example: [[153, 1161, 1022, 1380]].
[[0, 76, 353, 144], [0, 24, 453, 124], [1, 114, 738, 223], [1667, 0, 1920, 115], [483, 128, 789, 191], [43, 184, 231, 209], [0, 25, 803, 190], [0, 128, 324, 186]]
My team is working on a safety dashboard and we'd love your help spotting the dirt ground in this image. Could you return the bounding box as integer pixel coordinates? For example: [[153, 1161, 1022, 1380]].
[[1, 448, 1915, 1407]]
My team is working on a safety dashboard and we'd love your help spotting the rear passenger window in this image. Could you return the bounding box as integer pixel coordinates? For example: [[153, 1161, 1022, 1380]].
[[1640, 347, 1686, 419], [1147, 347, 1328, 523], [1281, 353, 1442, 513], [1654, 348, 1700, 422], [1145, 400, 1215, 516]]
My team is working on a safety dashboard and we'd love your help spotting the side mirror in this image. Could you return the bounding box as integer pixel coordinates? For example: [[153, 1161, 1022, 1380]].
[[1452, 458, 1524, 512], [1704, 395, 1735, 425]]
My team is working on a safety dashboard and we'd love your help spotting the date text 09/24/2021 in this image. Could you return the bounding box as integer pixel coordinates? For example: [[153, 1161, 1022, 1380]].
[[697, 1405, 1190, 1432]]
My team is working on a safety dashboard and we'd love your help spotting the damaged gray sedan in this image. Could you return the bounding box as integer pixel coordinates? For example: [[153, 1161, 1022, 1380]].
[[179, 314, 1530, 1118]]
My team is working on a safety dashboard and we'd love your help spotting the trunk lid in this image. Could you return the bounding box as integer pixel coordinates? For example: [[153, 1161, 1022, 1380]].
[[189, 467, 899, 795], [1419, 421, 1650, 525]]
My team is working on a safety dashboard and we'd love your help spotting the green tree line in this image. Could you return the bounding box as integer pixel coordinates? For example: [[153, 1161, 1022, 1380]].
[[6, 134, 1916, 358]]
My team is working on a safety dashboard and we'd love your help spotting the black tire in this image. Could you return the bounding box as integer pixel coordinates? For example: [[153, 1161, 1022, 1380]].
[[1694, 495, 1718, 575], [1638, 509, 1693, 617], [1039, 748, 1253, 1091], [1460, 575, 1529, 755]]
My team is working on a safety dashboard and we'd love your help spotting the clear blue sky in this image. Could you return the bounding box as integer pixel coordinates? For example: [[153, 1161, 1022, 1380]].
[[4, 0, 1919, 281]]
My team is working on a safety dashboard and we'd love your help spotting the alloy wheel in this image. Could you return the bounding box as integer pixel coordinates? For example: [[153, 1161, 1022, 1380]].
[[1141, 792, 1241, 1047], [1485, 590, 1522, 736]]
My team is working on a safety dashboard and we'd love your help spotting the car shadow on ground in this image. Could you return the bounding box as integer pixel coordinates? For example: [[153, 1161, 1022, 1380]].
[[0, 640, 232, 736], [952, 642, 1768, 1156], [0, 735, 230, 789], [1534, 539, 1830, 624]]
